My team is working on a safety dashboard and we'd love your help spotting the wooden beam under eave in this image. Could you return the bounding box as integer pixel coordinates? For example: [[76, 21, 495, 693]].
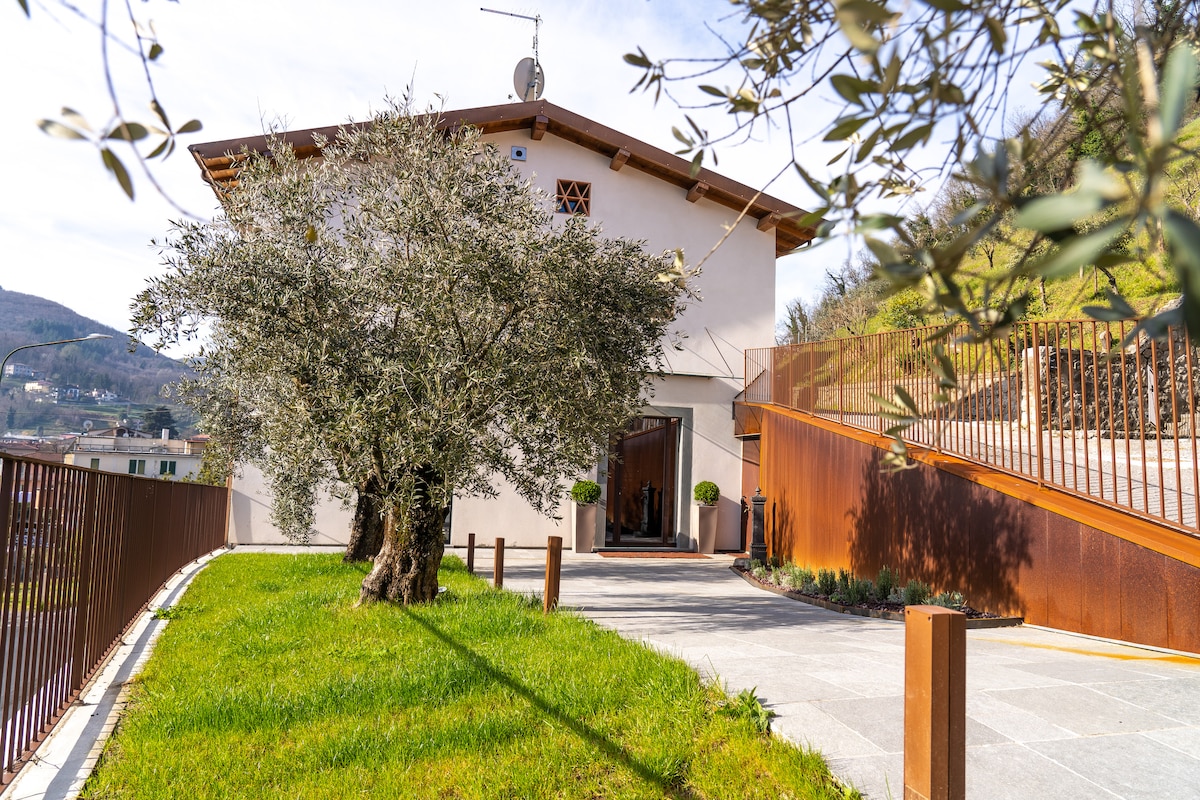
[[530, 115, 549, 141], [610, 148, 630, 171], [686, 182, 709, 203], [756, 212, 782, 232]]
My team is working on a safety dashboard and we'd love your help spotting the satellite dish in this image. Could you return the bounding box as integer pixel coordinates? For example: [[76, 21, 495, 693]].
[[513, 57, 545, 102]]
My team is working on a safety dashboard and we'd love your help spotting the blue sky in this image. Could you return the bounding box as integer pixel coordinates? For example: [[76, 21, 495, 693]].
[[0, 0, 988, 347]]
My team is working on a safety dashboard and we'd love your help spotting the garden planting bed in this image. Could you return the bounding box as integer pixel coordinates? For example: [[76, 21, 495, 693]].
[[731, 565, 1023, 629]]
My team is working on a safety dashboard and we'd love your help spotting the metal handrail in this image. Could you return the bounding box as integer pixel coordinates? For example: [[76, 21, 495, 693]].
[[747, 319, 1200, 536]]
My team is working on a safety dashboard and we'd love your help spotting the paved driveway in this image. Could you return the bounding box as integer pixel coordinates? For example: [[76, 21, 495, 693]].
[[476, 547, 1200, 800]]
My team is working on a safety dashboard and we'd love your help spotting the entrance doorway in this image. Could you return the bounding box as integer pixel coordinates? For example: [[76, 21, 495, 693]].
[[605, 416, 679, 547]]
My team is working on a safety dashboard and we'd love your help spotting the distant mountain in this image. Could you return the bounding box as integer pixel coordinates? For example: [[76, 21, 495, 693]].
[[0, 287, 189, 406]]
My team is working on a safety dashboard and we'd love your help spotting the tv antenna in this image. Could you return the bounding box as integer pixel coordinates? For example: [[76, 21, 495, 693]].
[[481, 7, 544, 101]]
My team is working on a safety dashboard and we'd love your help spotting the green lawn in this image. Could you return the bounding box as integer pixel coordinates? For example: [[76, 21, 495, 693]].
[[82, 553, 858, 799]]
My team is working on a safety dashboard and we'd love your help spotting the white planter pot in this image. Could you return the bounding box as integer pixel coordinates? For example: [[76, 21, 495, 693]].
[[572, 502, 598, 554], [692, 504, 718, 554]]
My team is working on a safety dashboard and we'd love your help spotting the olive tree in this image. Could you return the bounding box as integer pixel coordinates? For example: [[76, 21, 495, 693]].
[[629, 1, 1198, 334], [134, 105, 691, 603], [172, 340, 385, 560]]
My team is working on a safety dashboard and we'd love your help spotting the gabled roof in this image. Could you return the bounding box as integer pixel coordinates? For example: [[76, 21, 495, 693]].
[[189, 100, 816, 258]]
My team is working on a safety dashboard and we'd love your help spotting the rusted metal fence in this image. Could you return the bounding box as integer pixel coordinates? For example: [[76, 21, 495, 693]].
[[0, 456, 227, 783], [747, 319, 1200, 536]]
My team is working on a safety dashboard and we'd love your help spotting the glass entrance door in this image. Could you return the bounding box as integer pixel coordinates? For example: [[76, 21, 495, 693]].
[[605, 416, 679, 547]]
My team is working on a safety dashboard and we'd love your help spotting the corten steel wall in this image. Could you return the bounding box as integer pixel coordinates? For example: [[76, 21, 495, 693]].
[[0, 456, 227, 783], [757, 406, 1200, 654]]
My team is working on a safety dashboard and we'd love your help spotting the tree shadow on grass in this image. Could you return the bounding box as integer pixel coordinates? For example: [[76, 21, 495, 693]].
[[400, 606, 698, 799]]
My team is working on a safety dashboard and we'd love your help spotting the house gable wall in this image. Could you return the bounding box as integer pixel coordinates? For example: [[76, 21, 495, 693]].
[[450, 129, 777, 550], [487, 129, 776, 376]]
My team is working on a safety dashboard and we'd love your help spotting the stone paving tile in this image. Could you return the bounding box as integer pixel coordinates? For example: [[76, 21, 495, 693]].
[[1029, 733, 1200, 800], [1142, 726, 1200, 760], [745, 676, 860, 706], [825, 753, 905, 799], [805, 667, 905, 698], [967, 691, 1077, 743], [964, 660, 1072, 691], [811, 696, 907, 754], [963, 742, 1120, 800], [767, 701, 888, 760], [814, 695, 1011, 755], [985, 684, 1183, 737], [1009, 659, 1176, 684], [1089, 676, 1200, 725]]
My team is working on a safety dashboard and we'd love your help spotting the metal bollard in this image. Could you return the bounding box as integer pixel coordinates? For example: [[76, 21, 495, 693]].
[[466, 532, 475, 574], [750, 488, 767, 563], [904, 605, 966, 800], [544, 536, 562, 614], [494, 537, 505, 588]]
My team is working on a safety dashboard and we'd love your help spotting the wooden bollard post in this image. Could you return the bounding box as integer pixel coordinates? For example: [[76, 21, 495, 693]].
[[904, 605, 966, 800], [544, 535, 562, 614], [466, 532, 475, 574], [493, 537, 505, 588]]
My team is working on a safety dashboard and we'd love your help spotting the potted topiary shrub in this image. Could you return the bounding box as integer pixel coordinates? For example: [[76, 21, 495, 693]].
[[569, 479, 601, 554], [691, 480, 720, 554]]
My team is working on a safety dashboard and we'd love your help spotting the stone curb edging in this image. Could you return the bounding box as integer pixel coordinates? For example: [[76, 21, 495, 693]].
[[730, 566, 1023, 629]]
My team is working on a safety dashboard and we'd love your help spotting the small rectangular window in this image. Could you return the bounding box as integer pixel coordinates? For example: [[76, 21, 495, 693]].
[[159, 461, 177, 476], [89, 458, 100, 470], [555, 179, 591, 216], [128, 459, 145, 475]]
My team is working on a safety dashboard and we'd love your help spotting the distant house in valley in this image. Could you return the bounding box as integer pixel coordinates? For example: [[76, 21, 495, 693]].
[[2, 363, 42, 380], [190, 100, 815, 549], [63, 429, 207, 480]]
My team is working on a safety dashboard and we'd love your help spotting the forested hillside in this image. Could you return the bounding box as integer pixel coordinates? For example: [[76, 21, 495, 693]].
[[1, 287, 193, 435]]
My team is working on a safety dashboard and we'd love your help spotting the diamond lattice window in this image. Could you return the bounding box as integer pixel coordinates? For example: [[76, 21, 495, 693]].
[[556, 179, 591, 216]]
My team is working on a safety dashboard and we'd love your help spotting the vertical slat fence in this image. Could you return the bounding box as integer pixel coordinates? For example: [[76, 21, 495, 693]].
[[0, 456, 227, 783]]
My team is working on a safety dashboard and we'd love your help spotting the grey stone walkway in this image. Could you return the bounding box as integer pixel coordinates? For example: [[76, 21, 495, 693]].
[[475, 546, 1200, 800]]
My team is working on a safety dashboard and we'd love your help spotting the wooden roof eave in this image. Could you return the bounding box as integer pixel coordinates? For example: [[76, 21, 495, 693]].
[[188, 100, 819, 257]]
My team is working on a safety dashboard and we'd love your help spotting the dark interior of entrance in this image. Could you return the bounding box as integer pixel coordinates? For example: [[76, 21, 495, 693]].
[[605, 416, 679, 547]]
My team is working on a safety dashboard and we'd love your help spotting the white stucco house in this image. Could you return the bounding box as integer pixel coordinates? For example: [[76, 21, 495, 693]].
[[63, 428, 207, 480], [190, 100, 814, 550]]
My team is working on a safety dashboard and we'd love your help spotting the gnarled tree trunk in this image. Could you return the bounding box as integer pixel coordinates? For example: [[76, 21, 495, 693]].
[[344, 478, 385, 563], [358, 467, 445, 604]]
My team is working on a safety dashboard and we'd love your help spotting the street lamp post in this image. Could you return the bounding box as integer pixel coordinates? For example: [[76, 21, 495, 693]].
[[0, 333, 113, 395]]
